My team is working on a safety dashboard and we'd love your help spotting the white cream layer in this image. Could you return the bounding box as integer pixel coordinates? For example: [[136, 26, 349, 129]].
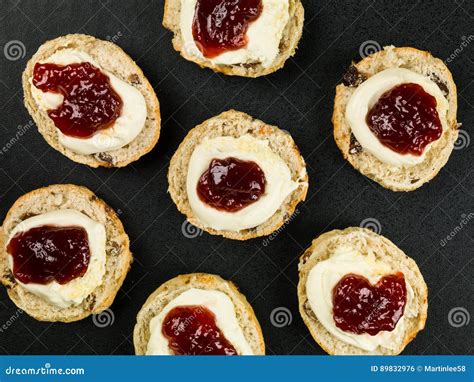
[[7, 209, 106, 308], [346, 68, 449, 166], [146, 288, 254, 355], [31, 48, 147, 155], [186, 135, 304, 232], [306, 246, 415, 352], [180, 0, 290, 68]]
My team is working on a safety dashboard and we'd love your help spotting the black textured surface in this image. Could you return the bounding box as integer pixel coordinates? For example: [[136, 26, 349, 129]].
[[0, 0, 473, 355]]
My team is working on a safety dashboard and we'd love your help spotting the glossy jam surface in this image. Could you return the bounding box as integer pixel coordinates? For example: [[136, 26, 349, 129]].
[[192, 0, 263, 58], [162, 305, 237, 355], [197, 157, 266, 212], [7, 225, 90, 285], [33, 62, 122, 138], [333, 273, 407, 336], [366, 83, 442, 156]]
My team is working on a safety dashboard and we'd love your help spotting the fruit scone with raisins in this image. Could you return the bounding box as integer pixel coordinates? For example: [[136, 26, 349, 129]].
[[23, 34, 161, 168], [0, 184, 131, 322], [333, 46, 458, 191], [163, 0, 304, 77], [298, 227, 428, 355]]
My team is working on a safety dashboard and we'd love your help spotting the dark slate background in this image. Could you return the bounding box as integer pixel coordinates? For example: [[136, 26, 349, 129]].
[[0, 0, 472, 355]]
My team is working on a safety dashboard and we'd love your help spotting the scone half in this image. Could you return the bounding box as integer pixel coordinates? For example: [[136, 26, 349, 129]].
[[333, 46, 458, 191], [0, 184, 132, 322], [298, 227, 428, 355], [23, 34, 161, 168], [168, 110, 308, 240], [133, 273, 265, 355], [163, 0, 304, 77]]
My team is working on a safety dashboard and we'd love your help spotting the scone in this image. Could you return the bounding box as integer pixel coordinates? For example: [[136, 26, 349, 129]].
[[163, 0, 304, 77], [168, 110, 308, 240], [333, 46, 458, 191], [133, 273, 265, 355], [0, 184, 132, 322], [22, 34, 161, 168], [298, 227, 428, 355]]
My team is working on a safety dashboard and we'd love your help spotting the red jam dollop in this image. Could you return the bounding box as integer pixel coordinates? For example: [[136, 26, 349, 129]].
[[162, 305, 237, 355], [197, 157, 266, 212], [332, 273, 407, 336], [366, 83, 442, 156], [32, 62, 123, 138], [7, 225, 90, 285], [192, 0, 263, 58]]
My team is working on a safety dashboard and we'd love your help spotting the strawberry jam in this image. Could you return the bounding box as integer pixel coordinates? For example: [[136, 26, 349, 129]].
[[367, 83, 442, 156], [32, 62, 122, 138], [333, 273, 407, 336], [162, 305, 237, 355], [7, 225, 90, 285], [197, 157, 266, 212], [192, 0, 263, 58]]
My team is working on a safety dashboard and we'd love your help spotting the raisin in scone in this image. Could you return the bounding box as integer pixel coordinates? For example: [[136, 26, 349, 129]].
[[333, 46, 458, 191], [23, 34, 161, 168], [0, 184, 132, 322], [298, 227, 428, 355]]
